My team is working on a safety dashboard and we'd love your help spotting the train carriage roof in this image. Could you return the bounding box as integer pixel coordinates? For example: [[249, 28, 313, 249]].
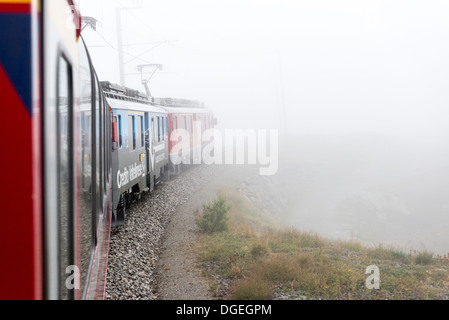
[[161, 106, 213, 115], [106, 96, 167, 114], [100, 81, 212, 115], [153, 98, 213, 115]]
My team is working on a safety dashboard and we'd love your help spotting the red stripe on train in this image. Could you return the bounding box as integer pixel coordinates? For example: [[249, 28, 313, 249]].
[[0, 3, 31, 14], [0, 63, 41, 300]]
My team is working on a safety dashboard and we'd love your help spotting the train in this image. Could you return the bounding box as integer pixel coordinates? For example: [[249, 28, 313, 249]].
[[103, 82, 215, 227], [0, 0, 215, 300]]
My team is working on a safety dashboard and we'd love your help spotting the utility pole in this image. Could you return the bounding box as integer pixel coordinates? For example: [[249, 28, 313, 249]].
[[115, 1, 169, 88], [116, 2, 143, 86], [116, 7, 126, 86]]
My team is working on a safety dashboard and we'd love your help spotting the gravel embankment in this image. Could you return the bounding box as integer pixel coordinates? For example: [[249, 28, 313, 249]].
[[105, 165, 219, 300]]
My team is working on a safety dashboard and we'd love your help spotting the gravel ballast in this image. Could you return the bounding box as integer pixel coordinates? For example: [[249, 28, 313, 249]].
[[105, 165, 220, 300]]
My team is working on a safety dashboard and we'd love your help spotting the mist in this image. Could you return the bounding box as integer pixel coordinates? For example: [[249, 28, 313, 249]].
[[79, 0, 449, 255]]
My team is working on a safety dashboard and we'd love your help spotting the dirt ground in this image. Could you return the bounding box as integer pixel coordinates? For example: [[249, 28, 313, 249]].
[[153, 165, 244, 300]]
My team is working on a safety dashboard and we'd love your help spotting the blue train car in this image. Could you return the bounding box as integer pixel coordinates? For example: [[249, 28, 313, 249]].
[[102, 82, 169, 226]]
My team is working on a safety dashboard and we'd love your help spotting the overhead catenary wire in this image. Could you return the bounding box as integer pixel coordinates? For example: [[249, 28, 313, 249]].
[[114, 0, 169, 42], [81, 0, 180, 86], [113, 0, 170, 85], [124, 41, 175, 65], [88, 27, 154, 66]]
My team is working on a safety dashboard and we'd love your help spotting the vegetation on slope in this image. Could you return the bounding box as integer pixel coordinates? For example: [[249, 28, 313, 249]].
[[195, 189, 449, 300]]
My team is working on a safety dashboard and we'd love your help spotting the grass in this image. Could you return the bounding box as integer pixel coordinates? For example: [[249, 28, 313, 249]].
[[229, 276, 273, 300], [195, 188, 449, 300], [414, 251, 434, 265], [367, 246, 412, 265]]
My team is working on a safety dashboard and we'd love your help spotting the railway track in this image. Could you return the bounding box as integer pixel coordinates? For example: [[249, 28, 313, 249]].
[[105, 165, 219, 300]]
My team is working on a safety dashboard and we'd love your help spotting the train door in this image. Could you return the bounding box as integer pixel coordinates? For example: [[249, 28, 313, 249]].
[[148, 116, 156, 191], [42, 1, 81, 300], [56, 54, 74, 301], [144, 112, 150, 176]]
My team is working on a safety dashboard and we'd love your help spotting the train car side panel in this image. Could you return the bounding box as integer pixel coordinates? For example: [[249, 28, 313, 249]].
[[0, 0, 42, 300]]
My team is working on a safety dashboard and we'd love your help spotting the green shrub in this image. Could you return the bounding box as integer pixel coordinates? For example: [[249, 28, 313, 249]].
[[250, 242, 269, 258], [196, 196, 231, 234]]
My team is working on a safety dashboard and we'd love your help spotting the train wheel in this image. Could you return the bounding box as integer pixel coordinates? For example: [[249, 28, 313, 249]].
[[113, 195, 126, 227], [163, 170, 171, 181], [125, 192, 132, 208], [116, 202, 126, 226]]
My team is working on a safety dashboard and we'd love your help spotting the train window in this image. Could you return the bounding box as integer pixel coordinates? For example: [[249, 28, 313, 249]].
[[161, 117, 165, 141], [136, 116, 142, 148], [107, 107, 112, 183], [173, 116, 177, 131], [151, 117, 156, 145], [158, 117, 161, 142], [94, 75, 102, 245], [95, 77, 103, 217], [57, 55, 74, 300], [105, 105, 110, 182], [128, 116, 136, 150], [118, 115, 123, 148], [100, 83, 106, 194], [133, 117, 137, 150], [166, 118, 169, 138], [140, 116, 144, 148], [187, 116, 192, 135], [78, 39, 94, 299]]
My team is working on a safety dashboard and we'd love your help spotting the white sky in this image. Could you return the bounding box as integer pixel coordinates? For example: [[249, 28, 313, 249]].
[[78, 0, 449, 139]]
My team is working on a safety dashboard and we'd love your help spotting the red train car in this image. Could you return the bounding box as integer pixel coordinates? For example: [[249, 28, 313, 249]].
[[0, 0, 112, 300], [154, 98, 216, 173]]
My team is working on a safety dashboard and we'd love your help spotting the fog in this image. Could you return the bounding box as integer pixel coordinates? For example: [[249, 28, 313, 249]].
[[276, 135, 449, 254], [79, 0, 449, 254]]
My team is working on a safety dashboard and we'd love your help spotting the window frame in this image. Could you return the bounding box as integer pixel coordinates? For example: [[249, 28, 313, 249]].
[[56, 53, 75, 301], [128, 115, 136, 151]]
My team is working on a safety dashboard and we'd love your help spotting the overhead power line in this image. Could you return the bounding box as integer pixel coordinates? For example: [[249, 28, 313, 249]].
[[88, 28, 153, 66]]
